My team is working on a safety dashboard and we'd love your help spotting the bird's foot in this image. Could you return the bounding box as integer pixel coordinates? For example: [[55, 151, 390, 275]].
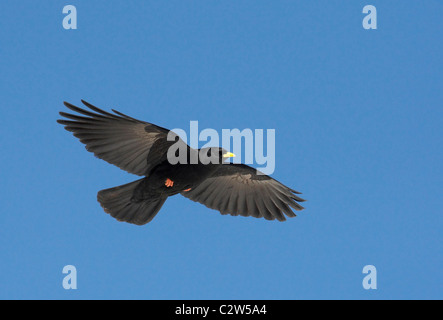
[[183, 188, 191, 192], [165, 178, 174, 187]]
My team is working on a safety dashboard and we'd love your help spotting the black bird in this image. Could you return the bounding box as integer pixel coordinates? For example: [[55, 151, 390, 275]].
[[57, 100, 305, 225]]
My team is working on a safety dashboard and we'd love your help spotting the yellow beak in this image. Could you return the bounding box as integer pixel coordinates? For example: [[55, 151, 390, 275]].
[[222, 152, 236, 158]]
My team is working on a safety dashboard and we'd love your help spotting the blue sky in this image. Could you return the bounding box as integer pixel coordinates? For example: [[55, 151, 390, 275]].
[[0, 1, 441, 299]]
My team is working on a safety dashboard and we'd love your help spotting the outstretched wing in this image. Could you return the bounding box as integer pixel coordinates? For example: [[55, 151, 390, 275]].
[[181, 164, 305, 221], [57, 100, 185, 176]]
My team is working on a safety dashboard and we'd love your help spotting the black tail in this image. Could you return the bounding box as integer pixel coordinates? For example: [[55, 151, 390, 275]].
[[97, 179, 167, 225]]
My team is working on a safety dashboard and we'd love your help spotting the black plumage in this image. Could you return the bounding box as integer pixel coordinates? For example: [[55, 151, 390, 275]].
[[58, 100, 305, 225]]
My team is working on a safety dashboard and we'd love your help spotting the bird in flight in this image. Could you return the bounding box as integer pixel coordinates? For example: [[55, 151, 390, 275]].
[[58, 100, 305, 225]]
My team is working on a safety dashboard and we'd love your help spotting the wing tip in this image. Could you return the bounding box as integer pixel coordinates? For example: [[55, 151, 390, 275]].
[[80, 99, 92, 107], [63, 101, 75, 109]]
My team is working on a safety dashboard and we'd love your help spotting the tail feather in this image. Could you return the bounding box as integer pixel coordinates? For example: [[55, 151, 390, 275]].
[[97, 179, 167, 225]]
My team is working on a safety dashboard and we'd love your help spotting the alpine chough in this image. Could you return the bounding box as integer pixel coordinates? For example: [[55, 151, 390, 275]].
[[58, 100, 305, 225]]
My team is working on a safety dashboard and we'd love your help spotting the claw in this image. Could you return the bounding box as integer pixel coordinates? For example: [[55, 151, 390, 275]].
[[165, 178, 174, 187]]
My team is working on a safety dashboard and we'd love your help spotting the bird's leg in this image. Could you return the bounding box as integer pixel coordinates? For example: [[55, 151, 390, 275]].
[[183, 188, 191, 192], [165, 178, 174, 187]]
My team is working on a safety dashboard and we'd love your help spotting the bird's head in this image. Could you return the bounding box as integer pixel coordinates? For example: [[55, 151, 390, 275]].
[[199, 147, 235, 164]]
